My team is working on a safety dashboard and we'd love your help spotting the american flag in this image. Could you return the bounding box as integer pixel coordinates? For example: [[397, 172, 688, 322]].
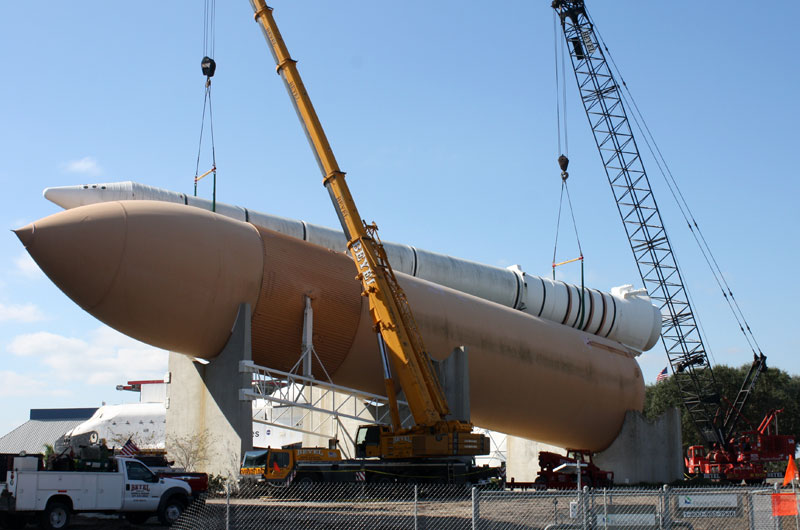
[[119, 438, 140, 456], [656, 367, 669, 383]]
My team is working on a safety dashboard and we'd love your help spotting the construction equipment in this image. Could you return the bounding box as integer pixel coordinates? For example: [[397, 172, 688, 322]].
[[534, 450, 613, 490], [239, 445, 500, 485], [552, 0, 795, 482], [248, 1, 489, 461], [686, 410, 795, 483]]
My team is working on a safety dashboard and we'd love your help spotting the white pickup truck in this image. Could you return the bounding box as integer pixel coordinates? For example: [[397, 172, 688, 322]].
[[0, 455, 191, 529]]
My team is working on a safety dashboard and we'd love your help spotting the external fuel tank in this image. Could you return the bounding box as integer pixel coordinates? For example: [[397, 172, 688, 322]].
[[43, 181, 661, 352], [16, 201, 644, 451]]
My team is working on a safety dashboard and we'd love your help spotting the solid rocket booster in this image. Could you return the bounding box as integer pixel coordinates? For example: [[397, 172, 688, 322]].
[[43, 181, 662, 353], [16, 201, 644, 451]]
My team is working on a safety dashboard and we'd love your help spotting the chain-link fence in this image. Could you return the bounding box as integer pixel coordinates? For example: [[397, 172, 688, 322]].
[[174, 482, 800, 530]]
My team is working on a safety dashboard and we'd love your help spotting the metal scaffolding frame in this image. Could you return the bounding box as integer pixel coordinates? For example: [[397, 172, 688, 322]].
[[238, 296, 413, 457]]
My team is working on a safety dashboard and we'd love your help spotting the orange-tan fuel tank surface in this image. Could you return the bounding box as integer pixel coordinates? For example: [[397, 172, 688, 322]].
[[15, 201, 644, 451]]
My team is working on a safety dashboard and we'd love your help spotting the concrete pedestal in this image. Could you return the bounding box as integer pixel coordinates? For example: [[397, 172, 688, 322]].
[[165, 304, 253, 479], [505, 408, 683, 485], [506, 437, 564, 483], [594, 408, 683, 485]]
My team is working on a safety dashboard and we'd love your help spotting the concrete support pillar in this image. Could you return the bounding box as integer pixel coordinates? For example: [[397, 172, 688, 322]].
[[505, 437, 565, 483], [436, 346, 471, 423], [503, 408, 683, 485], [593, 408, 683, 485], [165, 303, 254, 480], [300, 296, 313, 379]]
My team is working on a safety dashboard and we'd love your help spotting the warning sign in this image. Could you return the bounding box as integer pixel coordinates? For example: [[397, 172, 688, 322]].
[[678, 494, 739, 518]]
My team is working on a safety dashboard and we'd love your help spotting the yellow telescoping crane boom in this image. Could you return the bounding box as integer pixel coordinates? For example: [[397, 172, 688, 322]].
[[249, 1, 488, 459]]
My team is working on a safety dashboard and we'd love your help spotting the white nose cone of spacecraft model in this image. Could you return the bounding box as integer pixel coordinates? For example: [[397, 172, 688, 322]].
[[43, 181, 663, 353]]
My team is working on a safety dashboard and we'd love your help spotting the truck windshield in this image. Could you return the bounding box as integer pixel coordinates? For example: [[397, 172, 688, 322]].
[[125, 460, 156, 482], [356, 428, 368, 445], [356, 426, 378, 445], [242, 450, 268, 467]]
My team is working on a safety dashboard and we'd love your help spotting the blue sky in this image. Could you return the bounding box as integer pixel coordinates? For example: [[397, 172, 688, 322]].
[[1, 1, 798, 437]]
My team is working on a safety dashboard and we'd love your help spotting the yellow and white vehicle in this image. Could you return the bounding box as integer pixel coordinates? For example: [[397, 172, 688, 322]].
[[240, 431, 500, 486]]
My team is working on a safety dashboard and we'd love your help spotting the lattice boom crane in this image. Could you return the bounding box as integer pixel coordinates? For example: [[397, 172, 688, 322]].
[[550, 1, 796, 482]]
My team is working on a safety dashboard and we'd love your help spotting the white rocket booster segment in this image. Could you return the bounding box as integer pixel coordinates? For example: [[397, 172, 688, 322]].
[[44, 181, 661, 352]]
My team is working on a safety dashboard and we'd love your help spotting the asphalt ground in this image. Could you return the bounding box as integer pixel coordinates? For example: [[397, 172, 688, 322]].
[[0, 513, 169, 529]]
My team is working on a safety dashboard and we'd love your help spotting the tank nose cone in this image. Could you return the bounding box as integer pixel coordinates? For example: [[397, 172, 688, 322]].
[[17, 202, 127, 311], [16, 200, 265, 358], [13, 224, 35, 248]]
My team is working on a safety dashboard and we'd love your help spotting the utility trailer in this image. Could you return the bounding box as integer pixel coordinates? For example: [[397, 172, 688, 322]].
[[0, 455, 191, 529]]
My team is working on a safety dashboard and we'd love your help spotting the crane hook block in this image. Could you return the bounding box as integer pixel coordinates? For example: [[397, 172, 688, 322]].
[[558, 155, 570, 180], [201, 56, 217, 78], [558, 155, 569, 172]]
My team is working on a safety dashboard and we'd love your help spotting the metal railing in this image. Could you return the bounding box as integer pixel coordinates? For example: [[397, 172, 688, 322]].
[[174, 482, 799, 529]]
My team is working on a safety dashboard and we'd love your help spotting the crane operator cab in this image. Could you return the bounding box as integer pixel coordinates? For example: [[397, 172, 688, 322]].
[[355, 425, 384, 459]]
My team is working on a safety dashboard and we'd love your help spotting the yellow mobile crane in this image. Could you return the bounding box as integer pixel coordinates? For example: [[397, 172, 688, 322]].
[[248, 1, 489, 462]]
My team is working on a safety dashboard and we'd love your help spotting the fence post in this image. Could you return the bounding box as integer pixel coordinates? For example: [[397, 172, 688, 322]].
[[225, 481, 230, 530], [554, 497, 559, 525], [414, 484, 418, 530], [603, 488, 608, 530], [472, 486, 480, 530], [661, 484, 670, 530], [774, 482, 781, 530], [582, 486, 588, 530]]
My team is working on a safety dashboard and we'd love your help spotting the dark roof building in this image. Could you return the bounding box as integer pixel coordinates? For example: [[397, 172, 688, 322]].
[[0, 408, 97, 455]]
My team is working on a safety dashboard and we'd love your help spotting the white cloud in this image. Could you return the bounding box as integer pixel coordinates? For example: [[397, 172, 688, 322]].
[[63, 156, 103, 177], [14, 253, 44, 279], [0, 371, 66, 397], [0, 303, 45, 323], [7, 327, 167, 386], [8, 331, 83, 356]]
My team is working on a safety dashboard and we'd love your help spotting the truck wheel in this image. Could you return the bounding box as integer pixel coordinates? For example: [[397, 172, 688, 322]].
[[157, 495, 187, 526], [39, 501, 70, 530]]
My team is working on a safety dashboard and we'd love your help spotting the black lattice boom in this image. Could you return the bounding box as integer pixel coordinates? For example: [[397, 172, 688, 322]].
[[552, 0, 726, 445]]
